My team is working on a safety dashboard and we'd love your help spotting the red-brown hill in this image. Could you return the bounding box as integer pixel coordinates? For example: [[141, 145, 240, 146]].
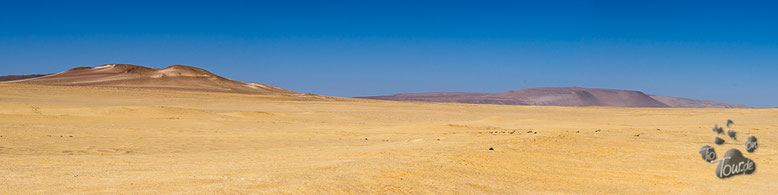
[[3, 64, 295, 95]]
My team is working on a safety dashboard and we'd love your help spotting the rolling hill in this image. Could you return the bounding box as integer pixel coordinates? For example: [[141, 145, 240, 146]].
[[2, 64, 296, 95]]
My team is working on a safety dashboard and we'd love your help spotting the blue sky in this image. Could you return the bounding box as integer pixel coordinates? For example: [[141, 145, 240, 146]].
[[1, 0, 776, 107]]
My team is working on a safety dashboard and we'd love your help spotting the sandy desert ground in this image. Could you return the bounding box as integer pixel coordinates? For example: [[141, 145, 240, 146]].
[[0, 83, 776, 194]]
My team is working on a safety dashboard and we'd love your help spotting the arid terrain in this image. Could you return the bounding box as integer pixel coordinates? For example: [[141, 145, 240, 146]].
[[0, 83, 776, 194]]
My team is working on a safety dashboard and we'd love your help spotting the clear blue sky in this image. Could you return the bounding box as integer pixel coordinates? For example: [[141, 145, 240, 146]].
[[1, 0, 776, 107]]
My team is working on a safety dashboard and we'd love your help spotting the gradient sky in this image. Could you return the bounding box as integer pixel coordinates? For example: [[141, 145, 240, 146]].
[[1, 0, 777, 107]]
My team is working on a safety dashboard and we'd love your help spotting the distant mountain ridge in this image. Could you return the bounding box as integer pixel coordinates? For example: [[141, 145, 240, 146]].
[[0, 66, 753, 108], [356, 87, 750, 108], [649, 95, 749, 108], [2, 64, 297, 95]]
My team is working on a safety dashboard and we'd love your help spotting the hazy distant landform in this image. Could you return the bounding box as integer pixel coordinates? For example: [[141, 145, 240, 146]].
[[1, 64, 749, 108], [357, 87, 750, 108]]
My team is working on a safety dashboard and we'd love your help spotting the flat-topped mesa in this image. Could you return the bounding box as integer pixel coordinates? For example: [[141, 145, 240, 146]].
[[494, 87, 668, 107], [5, 64, 298, 95], [357, 87, 749, 108]]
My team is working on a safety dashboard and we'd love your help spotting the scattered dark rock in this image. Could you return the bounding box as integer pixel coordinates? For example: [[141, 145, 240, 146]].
[[634, 134, 640, 137], [595, 129, 601, 133], [575, 131, 580, 133]]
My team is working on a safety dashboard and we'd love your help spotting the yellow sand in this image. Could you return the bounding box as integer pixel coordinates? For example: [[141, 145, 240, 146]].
[[0, 83, 776, 194]]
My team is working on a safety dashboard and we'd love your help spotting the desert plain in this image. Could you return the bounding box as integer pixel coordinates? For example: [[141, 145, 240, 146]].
[[0, 83, 776, 194]]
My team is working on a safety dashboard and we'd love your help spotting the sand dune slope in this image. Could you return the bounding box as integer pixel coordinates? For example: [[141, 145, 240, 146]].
[[0, 83, 776, 194]]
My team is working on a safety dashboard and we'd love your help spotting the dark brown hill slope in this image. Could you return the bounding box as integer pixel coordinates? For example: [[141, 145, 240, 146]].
[[0, 74, 49, 82]]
